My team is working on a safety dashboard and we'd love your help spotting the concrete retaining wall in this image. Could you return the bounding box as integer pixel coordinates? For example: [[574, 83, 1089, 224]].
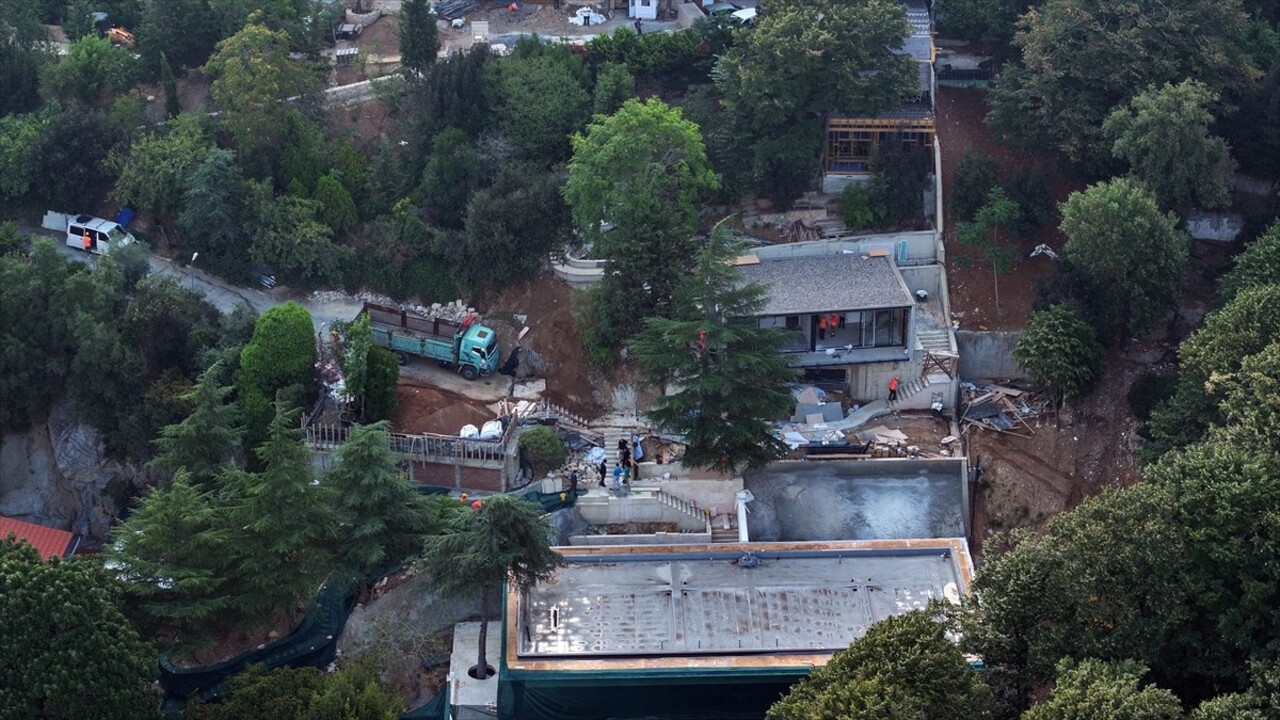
[[574, 493, 707, 531], [956, 330, 1026, 382], [567, 532, 712, 546], [752, 232, 939, 265]]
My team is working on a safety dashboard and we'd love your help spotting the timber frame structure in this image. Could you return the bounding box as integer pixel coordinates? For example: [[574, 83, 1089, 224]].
[[823, 116, 936, 175]]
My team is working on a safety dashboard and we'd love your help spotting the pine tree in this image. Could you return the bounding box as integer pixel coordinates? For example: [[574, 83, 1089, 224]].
[[630, 224, 797, 473], [153, 362, 241, 486], [328, 422, 439, 587], [107, 472, 232, 631], [417, 495, 562, 679], [399, 0, 439, 76], [160, 51, 180, 118], [222, 402, 336, 627]]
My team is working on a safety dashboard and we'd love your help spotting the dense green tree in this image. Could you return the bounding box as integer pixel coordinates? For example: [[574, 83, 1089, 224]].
[[220, 402, 335, 627], [1023, 659, 1183, 720], [1219, 221, 1280, 302], [417, 495, 563, 679], [1004, 164, 1055, 234], [750, 120, 824, 210], [0, 539, 158, 720], [0, 0, 50, 115], [565, 98, 718, 345], [1189, 662, 1280, 720], [461, 163, 569, 289], [418, 128, 483, 228], [399, 0, 439, 75], [26, 110, 123, 210], [40, 34, 138, 106], [768, 611, 993, 720], [1104, 80, 1235, 211], [988, 0, 1255, 167], [153, 362, 241, 485], [364, 346, 399, 422], [182, 660, 404, 720], [160, 51, 181, 118], [1012, 304, 1104, 408], [178, 147, 248, 275], [313, 172, 358, 234], [959, 186, 1021, 273], [0, 243, 83, 431], [490, 49, 591, 163], [137, 0, 219, 75], [1216, 342, 1280, 450], [936, 0, 1038, 50], [409, 45, 491, 140], [110, 114, 214, 219], [965, 483, 1200, 700], [235, 301, 316, 448], [107, 473, 232, 632], [952, 151, 1000, 222], [518, 426, 567, 478], [278, 114, 329, 194], [245, 183, 350, 286], [631, 226, 796, 473], [870, 134, 933, 224], [1059, 178, 1189, 339], [327, 422, 439, 586], [204, 22, 319, 176], [0, 110, 50, 202], [714, 0, 916, 134], [593, 62, 636, 116]]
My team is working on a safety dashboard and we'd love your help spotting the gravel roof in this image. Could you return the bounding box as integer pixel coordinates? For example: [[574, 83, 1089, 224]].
[[739, 254, 912, 316]]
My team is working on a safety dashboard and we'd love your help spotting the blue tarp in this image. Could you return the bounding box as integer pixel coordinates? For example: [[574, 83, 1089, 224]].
[[114, 206, 135, 229]]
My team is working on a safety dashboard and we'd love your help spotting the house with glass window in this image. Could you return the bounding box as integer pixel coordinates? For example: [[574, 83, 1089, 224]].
[[737, 236, 958, 407]]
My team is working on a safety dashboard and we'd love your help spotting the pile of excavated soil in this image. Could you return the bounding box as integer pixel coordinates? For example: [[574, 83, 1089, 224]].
[[391, 380, 496, 436]]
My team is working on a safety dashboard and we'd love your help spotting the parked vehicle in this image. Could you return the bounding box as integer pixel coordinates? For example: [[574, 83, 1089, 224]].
[[359, 302, 499, 380], [43, 212, 137, 255], [703, 2, 741, 16]]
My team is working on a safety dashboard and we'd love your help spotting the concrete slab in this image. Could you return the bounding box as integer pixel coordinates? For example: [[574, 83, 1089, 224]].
[[518, 547, 966, 659], [744, 460, 965, 542], [449, 622, 501, 710]]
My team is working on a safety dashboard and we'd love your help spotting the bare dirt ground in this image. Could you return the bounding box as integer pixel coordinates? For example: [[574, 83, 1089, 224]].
[[391, 380, 497, 435], [935, 86, 1088, 331], [485, 272, 608, 420]]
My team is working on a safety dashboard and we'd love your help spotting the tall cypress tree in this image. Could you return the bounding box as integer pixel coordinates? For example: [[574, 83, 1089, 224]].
[[160, 51, 180, 118], [221, 402, 335, 627], [327, 422, 440, 587], [399, 0, 439, 76], [153, 362, 241, 487], [630, 223, 797, 473]]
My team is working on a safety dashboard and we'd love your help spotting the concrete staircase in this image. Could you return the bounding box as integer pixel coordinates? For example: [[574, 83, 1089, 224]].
[[710, 524, 740, 543], [654, 488, 711, 532], [916, 328, 953, 353]]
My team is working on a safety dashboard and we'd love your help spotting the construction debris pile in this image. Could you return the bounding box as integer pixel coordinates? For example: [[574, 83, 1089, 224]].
[[959, 383, 1050, 437], [309, 290, 480, 324], [776, 386, 958, 459]]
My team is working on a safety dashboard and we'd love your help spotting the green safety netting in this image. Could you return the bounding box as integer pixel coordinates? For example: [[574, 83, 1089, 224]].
[[401, 686, 450, 720], [158, 581, 357, 704]]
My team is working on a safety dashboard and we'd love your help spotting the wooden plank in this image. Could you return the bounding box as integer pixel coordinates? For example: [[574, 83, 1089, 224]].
[[730, 254, 760, 266], [987, 384, 1024, 397]]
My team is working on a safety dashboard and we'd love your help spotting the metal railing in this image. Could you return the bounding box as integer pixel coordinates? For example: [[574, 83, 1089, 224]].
[[304, 421, 514, 467]]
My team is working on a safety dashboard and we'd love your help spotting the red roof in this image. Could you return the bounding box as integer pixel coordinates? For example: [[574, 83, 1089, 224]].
[[0, 517, 79, 561]]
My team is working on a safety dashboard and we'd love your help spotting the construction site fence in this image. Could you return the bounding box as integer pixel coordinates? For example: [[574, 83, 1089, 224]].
[[304, 420, 516, 465]]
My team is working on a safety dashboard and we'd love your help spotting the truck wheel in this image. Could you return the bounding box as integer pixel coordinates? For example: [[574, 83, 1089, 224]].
[[461, 365, 479, 381], [395, 352, 409, 366]]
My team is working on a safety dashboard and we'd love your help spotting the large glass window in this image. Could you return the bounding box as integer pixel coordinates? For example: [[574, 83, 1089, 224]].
[[873, 309, 906, 347]]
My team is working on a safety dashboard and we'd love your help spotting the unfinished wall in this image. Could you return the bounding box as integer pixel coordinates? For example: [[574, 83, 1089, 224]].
[[956, 330, 1027, 382]]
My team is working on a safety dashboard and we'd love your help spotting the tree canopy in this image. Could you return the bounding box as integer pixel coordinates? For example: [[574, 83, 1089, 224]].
[[1012, 304, 1104, 407], [1059, 178, 1188, 339], [1023, 659, 1183, 720], [631, 225, 796, 473], [988, 0, 1256, 168], [0, 539, 158, 719], [1104, 80, 1235, 211]]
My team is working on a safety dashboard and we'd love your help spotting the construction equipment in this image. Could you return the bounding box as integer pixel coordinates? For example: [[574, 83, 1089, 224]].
[[358, 302, 499, 380]]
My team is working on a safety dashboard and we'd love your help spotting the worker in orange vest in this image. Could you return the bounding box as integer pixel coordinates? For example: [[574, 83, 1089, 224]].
[[82, 231, 93, 251], [888, 377, 900, 402], [828, 313, 840, 335], [818, 314, 828, 340]]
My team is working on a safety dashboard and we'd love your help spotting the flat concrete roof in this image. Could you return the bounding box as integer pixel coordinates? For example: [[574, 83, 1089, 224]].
[[739, 254, 912, 316], [744, 460, 966, 542], [509, 540, 971, 672]]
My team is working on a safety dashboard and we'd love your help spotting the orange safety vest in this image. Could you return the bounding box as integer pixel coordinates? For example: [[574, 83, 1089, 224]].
[[818, 315, 828, 330], [889, 378, 899, 391], [82, 232, 92, 250], [829, 313, 839, 328]]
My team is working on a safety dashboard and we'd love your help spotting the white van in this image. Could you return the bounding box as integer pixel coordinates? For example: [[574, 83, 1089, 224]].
[[58, 214, 136, 254]]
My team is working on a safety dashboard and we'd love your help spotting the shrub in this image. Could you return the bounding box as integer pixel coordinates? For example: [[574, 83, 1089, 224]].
[[519, 426, 567, 478], [1005, 164, 1055, 233], [953, 151, 999, 222], [1127, 372, 1178, 422], [365, 346, 399, 422], [838, 183, 888, 231]]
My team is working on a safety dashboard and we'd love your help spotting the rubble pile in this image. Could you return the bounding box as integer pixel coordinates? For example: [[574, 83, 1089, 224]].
[[959, 383, 1049, 437], [309, 290, 480, 323]]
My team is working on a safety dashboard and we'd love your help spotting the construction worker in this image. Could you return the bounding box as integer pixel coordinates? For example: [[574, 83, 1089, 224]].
[[828, 313, 840, 336], [888, 377, 900, 402], [459, 492, 469, 504], [82, 231, 93, 251], [818, 314, 828, 340]]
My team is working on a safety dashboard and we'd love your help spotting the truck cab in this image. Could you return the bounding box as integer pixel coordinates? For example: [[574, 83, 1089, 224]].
[[458, 323, 500, 379], [65, 215, 136, 255]]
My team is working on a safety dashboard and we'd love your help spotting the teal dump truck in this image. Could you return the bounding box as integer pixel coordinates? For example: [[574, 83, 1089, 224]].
[[360, 302, 499, 380]]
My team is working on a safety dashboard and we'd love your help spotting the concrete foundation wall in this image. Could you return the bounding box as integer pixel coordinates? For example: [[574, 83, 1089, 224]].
[[567, 532, 712, 546], [752, 232, 939, 266], [847, 360, 913, 403], [898, 265, 942, 300], [956, 330, 1027, 382]]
